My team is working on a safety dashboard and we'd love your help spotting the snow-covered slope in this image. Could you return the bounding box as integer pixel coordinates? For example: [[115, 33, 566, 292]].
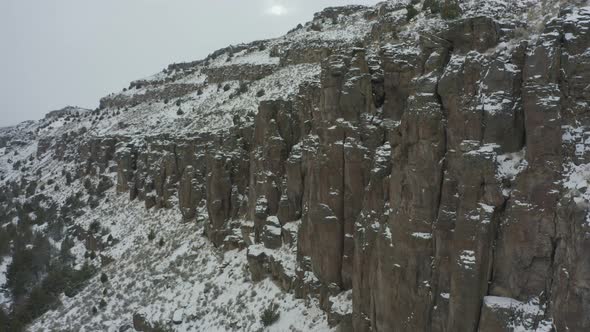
[[2, 1, 590, 332], [26, 188, 329, 332]]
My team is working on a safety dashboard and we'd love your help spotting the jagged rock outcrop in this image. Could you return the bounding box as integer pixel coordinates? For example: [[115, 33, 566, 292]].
[[4, 1, 590, 331], [57, 3, 590, 331]]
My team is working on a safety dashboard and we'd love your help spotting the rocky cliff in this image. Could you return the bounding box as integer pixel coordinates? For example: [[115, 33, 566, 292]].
[[2, 0, 590, 331]]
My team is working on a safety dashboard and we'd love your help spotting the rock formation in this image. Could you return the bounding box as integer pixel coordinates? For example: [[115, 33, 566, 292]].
[[2, 0, 590, 331]]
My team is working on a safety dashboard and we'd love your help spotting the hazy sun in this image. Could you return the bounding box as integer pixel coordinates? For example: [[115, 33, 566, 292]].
[[267, 4, 288, 16]]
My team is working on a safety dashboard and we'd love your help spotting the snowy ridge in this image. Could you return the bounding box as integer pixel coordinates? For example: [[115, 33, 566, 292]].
[[1, 0, 589, 331]]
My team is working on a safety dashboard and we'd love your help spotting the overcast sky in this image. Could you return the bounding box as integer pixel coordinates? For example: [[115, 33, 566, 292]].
[[0, 0, 382, 127]]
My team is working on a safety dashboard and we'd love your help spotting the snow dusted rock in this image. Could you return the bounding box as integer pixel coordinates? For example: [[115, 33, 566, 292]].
[[172, 309, 184, 324], [247, 245, 269, 282], [132, 312, 150, 331], [479, 296, 550, 332], [261, 216, 282, 249], [118, 324, 133, 332]]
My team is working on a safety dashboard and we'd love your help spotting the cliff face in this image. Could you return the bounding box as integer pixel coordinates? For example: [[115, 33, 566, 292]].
[[2, 1, 590, 331]]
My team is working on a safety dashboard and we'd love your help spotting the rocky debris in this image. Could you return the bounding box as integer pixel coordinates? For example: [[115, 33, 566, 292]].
[[247, 246, 269, 282], [118, 324, 133, 332], [132, 312, 150, 331], [172, 309, 184, 324], [0, 136, 9, 148], [247, 244, 296, 292], [261, 216, 282, 249], [478, 296, 550, 332]]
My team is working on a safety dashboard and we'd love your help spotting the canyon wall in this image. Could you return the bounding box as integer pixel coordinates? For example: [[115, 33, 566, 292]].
[[11, 1, 590, 331]]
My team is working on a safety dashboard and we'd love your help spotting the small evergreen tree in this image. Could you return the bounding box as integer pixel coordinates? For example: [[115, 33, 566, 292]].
[[0, 307, 9, 331], [89, 220, 101, 234], [441, 0, 461, 19], [406, 5, 419, 20], [6, 242, 35, 299], [148, 229, 156, 241], [260, 303, 280, 326]]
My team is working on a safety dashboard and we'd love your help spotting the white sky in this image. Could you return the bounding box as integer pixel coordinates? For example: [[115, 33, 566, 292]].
[[0, 0, 383, 127]]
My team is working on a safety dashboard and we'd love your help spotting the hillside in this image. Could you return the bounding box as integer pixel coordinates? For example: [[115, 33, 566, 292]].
[[1, 0, 590, 331]]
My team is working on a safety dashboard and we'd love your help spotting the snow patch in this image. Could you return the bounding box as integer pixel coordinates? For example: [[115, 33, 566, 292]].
[[496, 148, 528, 181]]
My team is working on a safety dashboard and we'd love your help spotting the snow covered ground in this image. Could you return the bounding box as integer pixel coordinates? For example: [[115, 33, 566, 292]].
[[0, 256, 12, 308], [27, 188, 330, 332], [1, 2, 578, 331], [0, 108, 333, 331]]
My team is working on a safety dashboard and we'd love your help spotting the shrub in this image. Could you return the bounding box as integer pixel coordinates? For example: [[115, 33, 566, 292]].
[[176, 108, 184, 116], [256, 89, 265, 97], [151, 322, 174, 332], [88, 197, 99, 210], [148, 229, 156, 241], [83, 178, 92, 190], [100, 273, 108, 284], [441, 0, 461, 19], [260, 303, 280, 327], [89, 220, 101, 234], [406, 4, 419, 20], [238, 82, 248, 94], [59, 237, 75, 264], [99, 299, 107, 309], [64, 262, 96, 297], [0, 228, 10, 256], [0, 308, 9, 331], [423, 0, 440, 14], [223, 84, 231, 92], [158, 238, 165, 247], [6, 245, 36, 299], [9, 287, 54, 328], [8, 262, 97, 329]]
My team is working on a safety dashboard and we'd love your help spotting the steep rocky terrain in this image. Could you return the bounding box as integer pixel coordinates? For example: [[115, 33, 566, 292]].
[[1, 0, 590, 331]]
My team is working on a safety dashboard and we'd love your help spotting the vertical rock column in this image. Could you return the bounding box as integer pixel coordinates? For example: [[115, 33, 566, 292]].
[[298, 50, 374, 292]]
